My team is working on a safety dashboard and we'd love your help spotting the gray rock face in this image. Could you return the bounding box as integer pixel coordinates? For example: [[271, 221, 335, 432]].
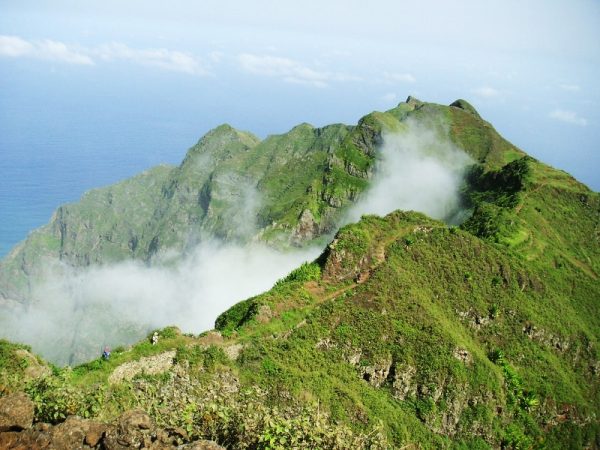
[[360, 355, 393, 387], [291, 209, 319, 243], [392, 364, 417, 401], [14, 349, 52, 380], [108, 350, 176, 384]]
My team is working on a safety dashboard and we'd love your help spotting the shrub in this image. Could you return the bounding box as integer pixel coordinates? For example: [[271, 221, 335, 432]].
[[277, 262, 321, 285], [159, 326, 180, 339]]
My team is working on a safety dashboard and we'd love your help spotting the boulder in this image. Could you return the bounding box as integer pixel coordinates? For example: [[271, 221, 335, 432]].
[[0, 422, 52, 449], [84, 421, 107, 447], [50, 416, 89, 449], [103, 409, 154, 449], [0, 392, 34, 431]]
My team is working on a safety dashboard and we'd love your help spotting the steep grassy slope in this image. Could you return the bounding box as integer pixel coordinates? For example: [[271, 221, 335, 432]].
[[211, 200, 599, 448], [2, 153, 597, 448]]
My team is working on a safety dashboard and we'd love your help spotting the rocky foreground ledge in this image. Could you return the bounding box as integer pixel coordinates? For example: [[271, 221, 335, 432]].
[[0, 393, 223, 450]]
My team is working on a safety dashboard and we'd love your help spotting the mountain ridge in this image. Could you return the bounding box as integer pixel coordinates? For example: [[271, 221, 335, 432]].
[[1, 96, 598, 447]]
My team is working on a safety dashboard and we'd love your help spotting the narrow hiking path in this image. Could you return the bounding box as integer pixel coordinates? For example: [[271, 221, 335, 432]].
[[515, 182, 545, 214], [305, 224, 445, 303], [513, 182, 597, 279]]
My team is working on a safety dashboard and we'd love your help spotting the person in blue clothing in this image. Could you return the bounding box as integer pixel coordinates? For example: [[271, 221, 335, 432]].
[[102, 346, 111, 360]]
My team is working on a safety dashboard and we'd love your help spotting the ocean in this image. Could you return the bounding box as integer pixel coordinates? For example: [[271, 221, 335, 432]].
[[0, 85, 202, 258]]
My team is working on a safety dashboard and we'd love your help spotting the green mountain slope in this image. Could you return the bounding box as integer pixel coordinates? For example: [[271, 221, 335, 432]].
[[0, 97, 523, 306], [1, 96, 598, 447], [1, 133, 598, 448]]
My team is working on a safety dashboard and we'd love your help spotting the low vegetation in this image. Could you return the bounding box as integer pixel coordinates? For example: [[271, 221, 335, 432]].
[[1, 98, 598, 448]]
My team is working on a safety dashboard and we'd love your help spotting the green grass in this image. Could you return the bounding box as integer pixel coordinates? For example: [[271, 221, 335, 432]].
[[1, 97, 598, 448]]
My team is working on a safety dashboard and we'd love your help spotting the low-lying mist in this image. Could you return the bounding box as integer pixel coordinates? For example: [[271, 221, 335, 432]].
[[1, 242, 320, 365], [0, 116, 474, 366], [346, 118, 473, 225]]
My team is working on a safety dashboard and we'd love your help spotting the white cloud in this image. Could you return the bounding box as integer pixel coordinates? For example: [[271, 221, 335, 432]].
[[0, 35, 93, 65], [0, 35, 209, 75], [96, 42, 208, 75], [1, 240, 320, 365], [346, 119, 473, 226], [383, 71, 416, 83], [0, 35, 34, 57], [37, 40, 94, 65], [559, 84, 581, 92], [472, 86, 500, 98], [549, 109, 587, 126], [238, 53, 360, 87]]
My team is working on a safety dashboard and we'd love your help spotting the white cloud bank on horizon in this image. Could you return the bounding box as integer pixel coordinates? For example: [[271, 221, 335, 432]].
[[95, 42, 208, 75], [237, 53, 361, 88], [0, 35, 94, 65], [0, 35, 367, 85], [0, 35, 207, 75], [549, 109, 588, 126]]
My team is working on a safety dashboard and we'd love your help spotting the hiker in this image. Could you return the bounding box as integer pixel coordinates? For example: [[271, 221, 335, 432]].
[[152, 332, 159, 345], [102, 347, 111, 360]]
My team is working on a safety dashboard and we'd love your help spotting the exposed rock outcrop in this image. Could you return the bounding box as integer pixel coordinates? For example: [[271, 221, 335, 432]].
[[0, 392, 34, 432], [108, 350, 176, 384], [360, 355, 393, 387], [391, 364, 417, 401], [291, 209, 319, 243], [0, 407, 225, 450]]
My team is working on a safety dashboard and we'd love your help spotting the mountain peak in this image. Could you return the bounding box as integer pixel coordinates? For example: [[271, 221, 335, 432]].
[[199, 123, 260, 145], [183, 124, 261, 165], [291, 122, 314, 131], [405, 95, 423, 106], [449, 99, 481, 118]]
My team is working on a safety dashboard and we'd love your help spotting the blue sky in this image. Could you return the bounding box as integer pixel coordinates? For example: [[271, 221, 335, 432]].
[[1, 0, 599, 190]]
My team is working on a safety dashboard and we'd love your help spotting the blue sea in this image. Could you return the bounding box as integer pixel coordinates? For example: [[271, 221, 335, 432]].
[[0, 67, 210, 258], [0, 131, 185, 258]]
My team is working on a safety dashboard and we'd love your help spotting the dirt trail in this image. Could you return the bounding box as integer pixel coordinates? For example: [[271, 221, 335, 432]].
[[306, 224, 442, 303], [305, 281, 358, 303], [515, 182, 545, 214]]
